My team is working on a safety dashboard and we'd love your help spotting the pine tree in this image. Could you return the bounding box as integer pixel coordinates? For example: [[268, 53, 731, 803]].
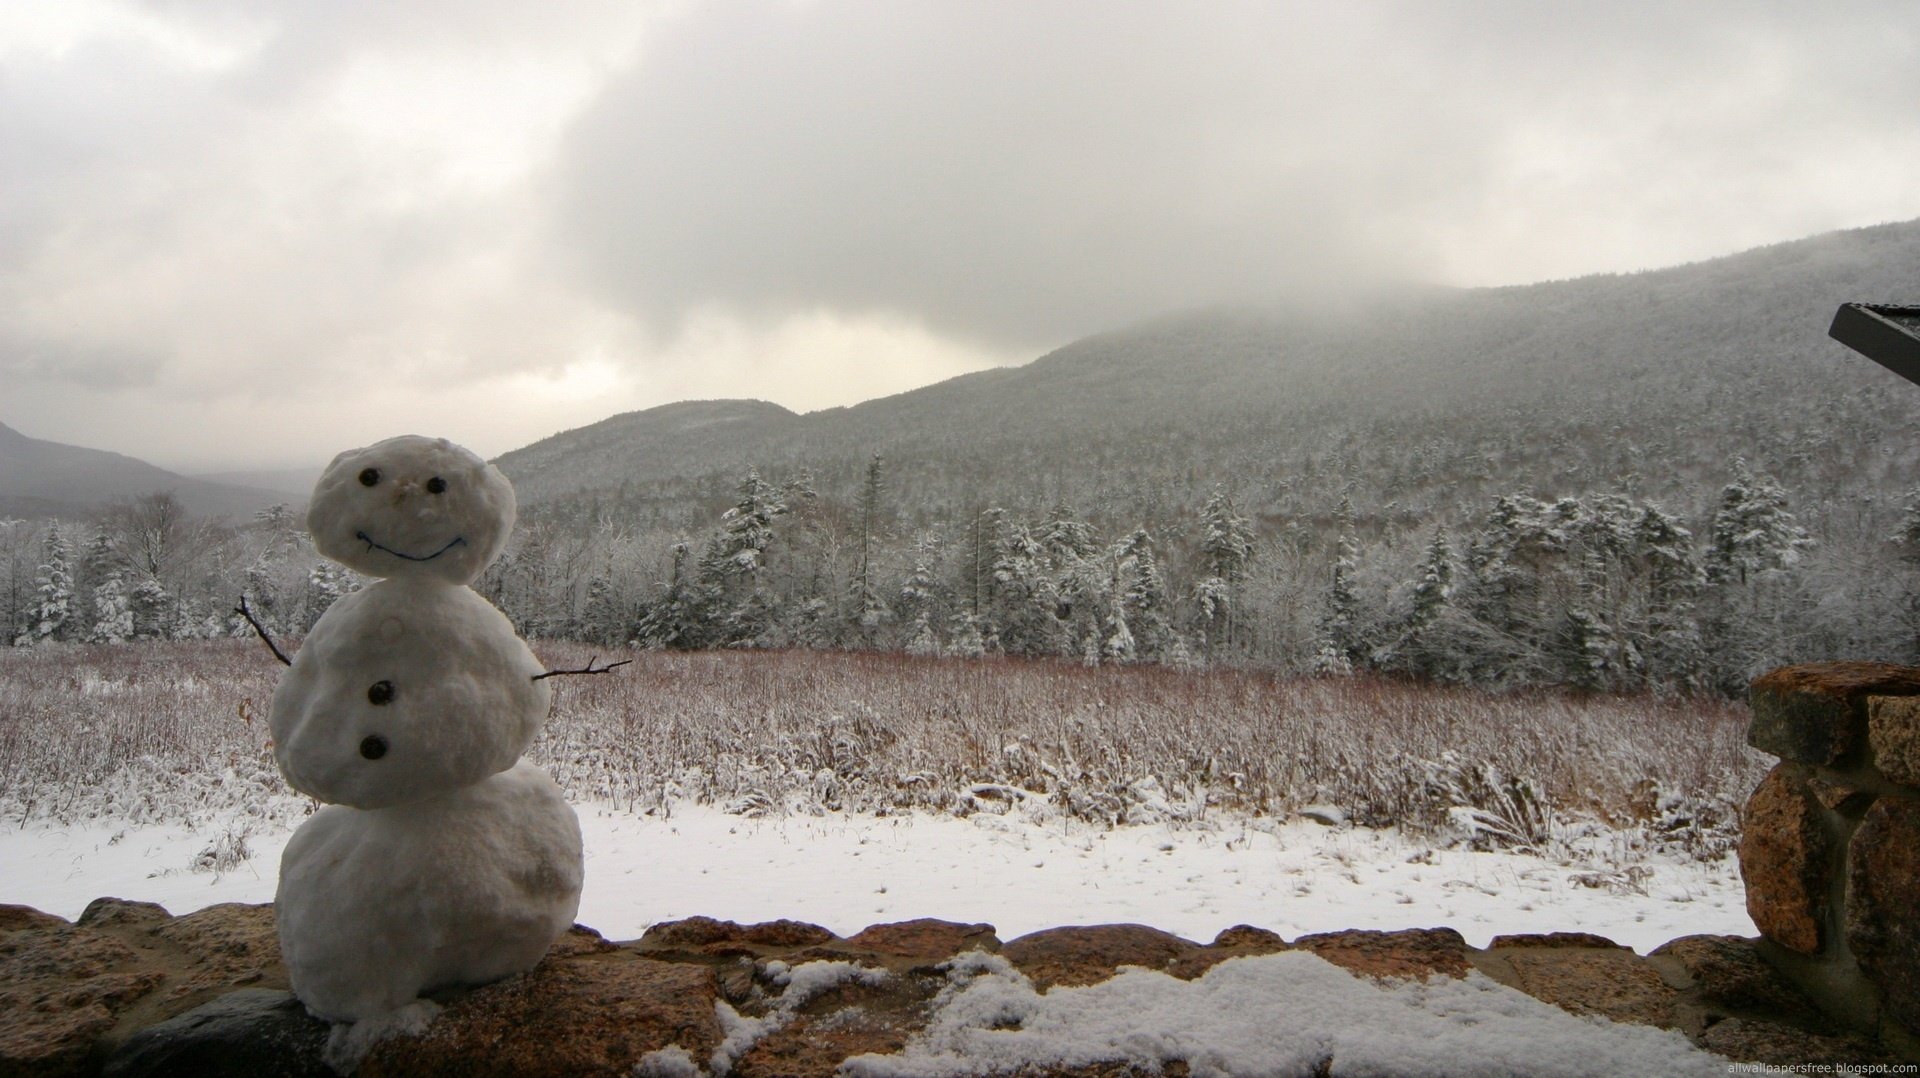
[[635, 542, 701, 649], [1319, 497, 1362, 667], [897, 535, 947, 656], [87, 572, 133, 644], [13, 523, 73, 645], [1633, 505, 1705, 691], [1192, 488, 1255, 656], [129, 577, 171, 640], [686, 469, 793, 646], [852, 454, 890, 641], [1101, 595, 1137, 663], [301, 563, 352, 631], [580, 573, 625, 646], [1706, 459, 1813, 585], [1039, 503, 1102, 654], [989, 522, 1064, 655], [1114, 529, 1173, 661]]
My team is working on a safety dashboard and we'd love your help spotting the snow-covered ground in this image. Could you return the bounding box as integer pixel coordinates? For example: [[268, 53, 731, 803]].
[[4, 799, 1749, 953]]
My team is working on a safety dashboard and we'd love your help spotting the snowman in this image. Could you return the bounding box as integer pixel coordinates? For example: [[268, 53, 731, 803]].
[[267, 435, 585, 1069]]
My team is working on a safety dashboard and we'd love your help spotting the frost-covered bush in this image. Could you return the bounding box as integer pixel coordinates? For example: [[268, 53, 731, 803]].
[[0, 642, 1768, 863]]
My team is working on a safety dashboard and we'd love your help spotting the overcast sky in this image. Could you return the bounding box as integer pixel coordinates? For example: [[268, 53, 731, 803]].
[[4, 1, 1918, 472]]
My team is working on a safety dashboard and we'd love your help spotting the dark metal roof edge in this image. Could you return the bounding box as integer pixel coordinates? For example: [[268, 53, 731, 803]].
[[1830, 302, 1920, 388]]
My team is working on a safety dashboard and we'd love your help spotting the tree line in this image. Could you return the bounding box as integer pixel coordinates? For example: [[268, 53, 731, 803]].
[[6, 455, 1916, 697]]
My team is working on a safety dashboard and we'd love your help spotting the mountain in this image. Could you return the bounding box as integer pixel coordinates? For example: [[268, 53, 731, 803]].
[[188, 466, 323, 501], [496, 218, 1920, 535], [0, 423, 291, 520]]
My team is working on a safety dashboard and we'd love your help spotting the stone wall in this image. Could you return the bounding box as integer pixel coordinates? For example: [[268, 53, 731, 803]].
[[1741, 660, 1920, 1059], [0, 901, 1898, 1075]]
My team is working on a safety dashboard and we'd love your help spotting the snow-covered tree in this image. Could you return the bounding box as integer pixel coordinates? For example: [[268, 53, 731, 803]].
[[1318, 497, 1363, 668], [1192, 488, 1255, 656], [898, 533, 949, 657], [635, 542, 702, 649], [87, 572, 133, 643], [13, 523, 73, 645], [301, 563, 353, 632], [850, 454, 891, 642], [129, 577, 171, 640], [1706, 460, 1812, 586], [1114, 529, 1174, 661]]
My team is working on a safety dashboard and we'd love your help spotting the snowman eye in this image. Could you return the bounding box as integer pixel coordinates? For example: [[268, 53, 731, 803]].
[[359, 468, 381, 487], [359, 735, 388, 760], [426, 476, 447, 494], [367, 680, 395, 705]]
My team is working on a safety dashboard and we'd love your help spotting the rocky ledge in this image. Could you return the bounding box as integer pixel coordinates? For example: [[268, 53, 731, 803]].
[[2, 899, 1906, 1076]]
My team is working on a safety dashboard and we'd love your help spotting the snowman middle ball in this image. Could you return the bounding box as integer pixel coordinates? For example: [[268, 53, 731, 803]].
[[271, 580, 551, 809]]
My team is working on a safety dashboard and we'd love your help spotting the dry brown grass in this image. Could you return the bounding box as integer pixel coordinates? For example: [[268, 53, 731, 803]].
[[0, 641, 1767, 858]]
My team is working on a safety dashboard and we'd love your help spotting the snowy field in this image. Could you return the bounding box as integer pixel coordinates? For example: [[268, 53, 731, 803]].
[[1, 641, 1766, 1073], [1, 642, 1761, 950], [4, 797, 1751, 953]]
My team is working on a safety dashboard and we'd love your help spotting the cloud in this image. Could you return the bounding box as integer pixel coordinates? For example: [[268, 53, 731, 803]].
[[3, 1, 1919, 470], [549, 1, 1920, 346]]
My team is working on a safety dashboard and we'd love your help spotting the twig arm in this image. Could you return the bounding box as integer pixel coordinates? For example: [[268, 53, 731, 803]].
[[235, 596, 293, 667], [532, 656, 632, 682]]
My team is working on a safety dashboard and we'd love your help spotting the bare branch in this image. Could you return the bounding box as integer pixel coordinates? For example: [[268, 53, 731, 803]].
[[235, 596, 292, 667], [532, 656, 632, 682]]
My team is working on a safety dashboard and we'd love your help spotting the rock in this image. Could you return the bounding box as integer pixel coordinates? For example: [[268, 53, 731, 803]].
[[1649, 935, 1812, 1014], [0, 905, 70, 932], [1002, 924, 1198, 990], [361, 955, 722, 1077], [1490, 936, 1680, 1029], [1868, 696, 1920, 786], [733, 967, 927, 1077], [840, 919, 999, 964], [1293, 928, 1471, 981], [76, 899, 172, 931], [102, 988, 329, 1078], [1487, 932, 1621, 950], [1297, 804, 1346, 827], [151, 903, 285, 1001], [551, 924, 621, 959], [1807, 774, 1873, 814], [1738, 764, 1831, 955], [1696, 1017, 1900, 1068], [1748, 662, 1920, 766], [640, 916, 835, 955], [735, 1013, 919, 1078], [0, 913, 165, 1078], [1210, 925, 1290, 951], [1845, 796, 1920, 1037]]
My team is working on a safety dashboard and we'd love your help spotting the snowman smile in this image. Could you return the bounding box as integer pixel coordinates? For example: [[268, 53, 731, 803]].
[[355, 532, 469, 562]]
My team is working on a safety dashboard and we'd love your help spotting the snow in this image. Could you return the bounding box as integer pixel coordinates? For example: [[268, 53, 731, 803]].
[[711, 960, 892, 1073], [307, 434, 516, 586], [1, 801, 1751, 955], [275, 761, 582, 1022], [0, 800, 1759, 1072], [270, 578, 549, 808], [838, 951, 1724, 1077], [265, 433, 582, 1066]]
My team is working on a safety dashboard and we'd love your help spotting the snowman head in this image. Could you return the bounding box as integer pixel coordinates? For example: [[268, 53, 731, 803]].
[[269, 583, 551, 808], [308, 435, 514, 584]]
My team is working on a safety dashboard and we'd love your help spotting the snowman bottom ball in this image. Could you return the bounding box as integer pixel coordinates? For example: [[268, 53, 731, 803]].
[[276, 760, 584, 1022]]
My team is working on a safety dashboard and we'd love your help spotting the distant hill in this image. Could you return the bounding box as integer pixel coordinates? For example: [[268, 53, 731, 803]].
[[188, 466, 321, 503], [0, 422, 289, 521], [497, 219, 1920, 533]]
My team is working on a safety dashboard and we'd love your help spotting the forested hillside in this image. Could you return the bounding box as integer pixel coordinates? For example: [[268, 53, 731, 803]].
[[477, 219, 1920, 693], [8, 220, 1920, 694]]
